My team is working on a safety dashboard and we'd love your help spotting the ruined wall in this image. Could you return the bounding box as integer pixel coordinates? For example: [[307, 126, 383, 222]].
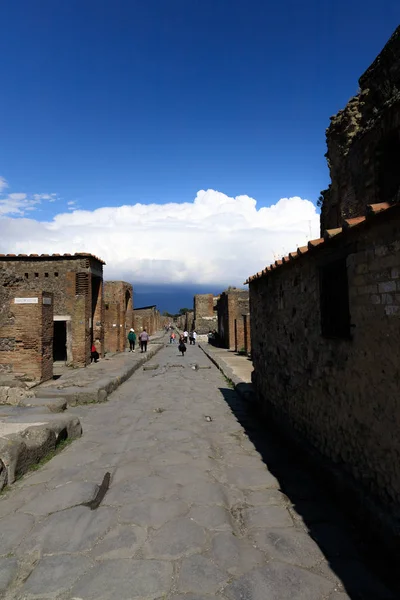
[[193, 294, 218, 334], [217, 289, 249, 350], [104, 281, 133, 352], [133, 306, 160, 335], [249, 207, 400, 537], [321, 26, 400, 233], [0, 291, 53, 382], [0, 254, 104, 367]]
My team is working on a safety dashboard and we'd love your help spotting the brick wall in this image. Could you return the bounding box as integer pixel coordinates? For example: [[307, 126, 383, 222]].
[[217, 290, 249, 350], [249, 208, 400, 542], [133, 306, 159, 335], [0, 255, 104, 367], [194, 294, 218, 334], [104, 281, 133, 352], [0, 291, 54, 382]]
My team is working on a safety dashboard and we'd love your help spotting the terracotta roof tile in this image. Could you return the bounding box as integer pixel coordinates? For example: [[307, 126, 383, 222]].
[[367, 202, 392, 215], [324, 227, 343, 240], [245, 201, 398, 284], [343, 216, 366, 229], [308, 238, 324, 249], [297, 246, 308, 255], [0, 252, 105, 265]]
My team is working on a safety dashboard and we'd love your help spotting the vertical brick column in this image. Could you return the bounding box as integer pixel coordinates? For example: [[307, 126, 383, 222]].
[[93, 277, 104, 356], [0, 291, 53, 382]]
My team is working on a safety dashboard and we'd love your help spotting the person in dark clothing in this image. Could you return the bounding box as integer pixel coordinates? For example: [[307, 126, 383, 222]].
[[128, 328, 136, 352], [91, 343, 99, 363], [178, 335, 187, 356], [139, 329, 149, 352]]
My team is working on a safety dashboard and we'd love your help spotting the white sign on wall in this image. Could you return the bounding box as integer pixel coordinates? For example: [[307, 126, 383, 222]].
[[42, 298, 52, 305], [14, 298, 38, 304]]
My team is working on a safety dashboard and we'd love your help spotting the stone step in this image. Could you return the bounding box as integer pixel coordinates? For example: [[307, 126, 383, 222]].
[[18, 396, 67, 413]]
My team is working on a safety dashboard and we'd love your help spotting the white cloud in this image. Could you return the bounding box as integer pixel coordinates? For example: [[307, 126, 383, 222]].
[[0, 189, 320, 285], [0, 177, 8, 192]]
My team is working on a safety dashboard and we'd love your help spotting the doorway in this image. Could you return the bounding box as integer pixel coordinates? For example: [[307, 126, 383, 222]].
[[53, 321, 67, 361]]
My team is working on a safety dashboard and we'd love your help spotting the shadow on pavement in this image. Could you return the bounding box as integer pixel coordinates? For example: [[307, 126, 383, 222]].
[[219, 386, 398, 600]]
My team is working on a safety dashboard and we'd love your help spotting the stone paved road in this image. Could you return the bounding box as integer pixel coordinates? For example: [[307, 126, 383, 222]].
[[0, 344, 396, 599]]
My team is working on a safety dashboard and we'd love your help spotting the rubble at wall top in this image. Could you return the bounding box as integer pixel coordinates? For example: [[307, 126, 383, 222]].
[[0, 252, 106, 265], [245, 202, 396, 284]]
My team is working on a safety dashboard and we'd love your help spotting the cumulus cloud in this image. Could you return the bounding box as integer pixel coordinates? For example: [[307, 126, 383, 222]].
[[0, 178, 59, 216], [0, 189, 320, 285]]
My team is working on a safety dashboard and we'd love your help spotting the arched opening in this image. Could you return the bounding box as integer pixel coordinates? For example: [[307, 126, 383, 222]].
[[377, 130, 400, 203], [125, 290, 130, 311]]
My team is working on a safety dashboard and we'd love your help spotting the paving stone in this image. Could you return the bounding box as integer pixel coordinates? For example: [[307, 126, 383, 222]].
[[143, 517, 207, 559], [18, 506, 117, 554], [157, 464, 212, 485], [211, 531, 264, 576], [178, 554, 228, 594], [0, 557, 18, 593], [111, 461, 152, 484], [179, 482, 226, 505], [119, 499, 189, 528], [243, 505, 293, 529], [90, 523, 147, 560], [71, 558, 173, 600], [0, 513, 35, 555], [250, 527, 326, 568], [245, 489, 288, 507], [225, 465, 279, 490], [188, 505, 232, 531], [104, 475, 180, 506], [225, 562, 336, 600], [20, 554, 92, 597], [18, 481, 99, 515], [171, 596, 222, 600]]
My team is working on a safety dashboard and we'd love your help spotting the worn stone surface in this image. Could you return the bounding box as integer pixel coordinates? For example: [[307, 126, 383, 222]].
[[0, 344, 396, 599]]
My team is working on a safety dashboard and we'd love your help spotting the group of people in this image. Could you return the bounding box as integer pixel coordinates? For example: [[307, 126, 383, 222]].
[[169, 329, 197, 345], [127, 328, 149, 353]]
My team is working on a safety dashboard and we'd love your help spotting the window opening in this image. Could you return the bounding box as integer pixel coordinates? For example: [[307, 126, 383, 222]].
[[320, 258, 351, 339]]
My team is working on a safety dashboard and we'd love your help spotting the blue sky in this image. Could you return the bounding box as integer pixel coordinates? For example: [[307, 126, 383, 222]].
[[1, 0, 398, 213], [0, 2, 398, 309]]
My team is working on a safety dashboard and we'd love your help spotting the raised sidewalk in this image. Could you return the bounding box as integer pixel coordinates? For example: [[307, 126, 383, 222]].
[[199, 343, 254, 403]]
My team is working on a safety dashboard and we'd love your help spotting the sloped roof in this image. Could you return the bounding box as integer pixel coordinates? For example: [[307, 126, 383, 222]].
[[245, 202, 396, 284]]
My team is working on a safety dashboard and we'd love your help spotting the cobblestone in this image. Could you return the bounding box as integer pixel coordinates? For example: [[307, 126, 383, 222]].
[[0, 343, 396, 599]]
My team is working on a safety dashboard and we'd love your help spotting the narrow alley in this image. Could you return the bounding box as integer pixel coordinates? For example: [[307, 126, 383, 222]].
[[0, 342, 396, 599]]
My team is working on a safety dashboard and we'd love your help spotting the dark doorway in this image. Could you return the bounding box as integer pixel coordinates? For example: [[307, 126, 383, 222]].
[[53, 321, 67, 361]]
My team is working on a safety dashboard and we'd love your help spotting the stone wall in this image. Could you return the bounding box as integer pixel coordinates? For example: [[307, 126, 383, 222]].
[[0, 254, 104, 367], [217, 289, 249, 350], [193, 294, 218, 334], [0, 291, 53, 382], [104, 281, 134, 353], [134, 306, 160, 335], [320, 26, 400, 233], [248, 204, 400, 542]]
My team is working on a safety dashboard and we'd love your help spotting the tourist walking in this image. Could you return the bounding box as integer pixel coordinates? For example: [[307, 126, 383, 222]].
[[183, 330, 189, 345], [128, 328, 136, 352], [139, 329, 149, 353], [170, 331, 176, 344], [192, 330, 197, 344], [178, 335, 187, 357]]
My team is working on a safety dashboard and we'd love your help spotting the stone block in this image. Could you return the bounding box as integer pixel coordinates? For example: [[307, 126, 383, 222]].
[[378, 281, 397, 293]]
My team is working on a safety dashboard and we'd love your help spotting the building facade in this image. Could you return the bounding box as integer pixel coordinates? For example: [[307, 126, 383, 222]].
[[0, 253, 105, 368], [216, 288, 250, 351], [193, 293, 218, 334], [134, 305, 160, 335]]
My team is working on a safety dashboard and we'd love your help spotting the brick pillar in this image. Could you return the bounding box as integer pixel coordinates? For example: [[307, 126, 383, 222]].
[[72, 294, 90, 367], [0, 291, 54, 382], [104, 302, 121, 353], [243, 313, 251, 355], [93, 277, 104, 357], [227, 295, 238, 350]]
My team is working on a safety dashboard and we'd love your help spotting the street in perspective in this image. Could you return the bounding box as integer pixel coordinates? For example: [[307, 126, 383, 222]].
[[0, 337, 397, 599]]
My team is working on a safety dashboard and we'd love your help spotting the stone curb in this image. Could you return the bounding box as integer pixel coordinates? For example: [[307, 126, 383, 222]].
[[0, 414, 83, 492], [198, 343, 255, 403], [34, 343, 164, 407]]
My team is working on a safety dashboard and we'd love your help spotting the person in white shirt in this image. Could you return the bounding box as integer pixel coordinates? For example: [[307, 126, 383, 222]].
[[183, 330, 188, 345]]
